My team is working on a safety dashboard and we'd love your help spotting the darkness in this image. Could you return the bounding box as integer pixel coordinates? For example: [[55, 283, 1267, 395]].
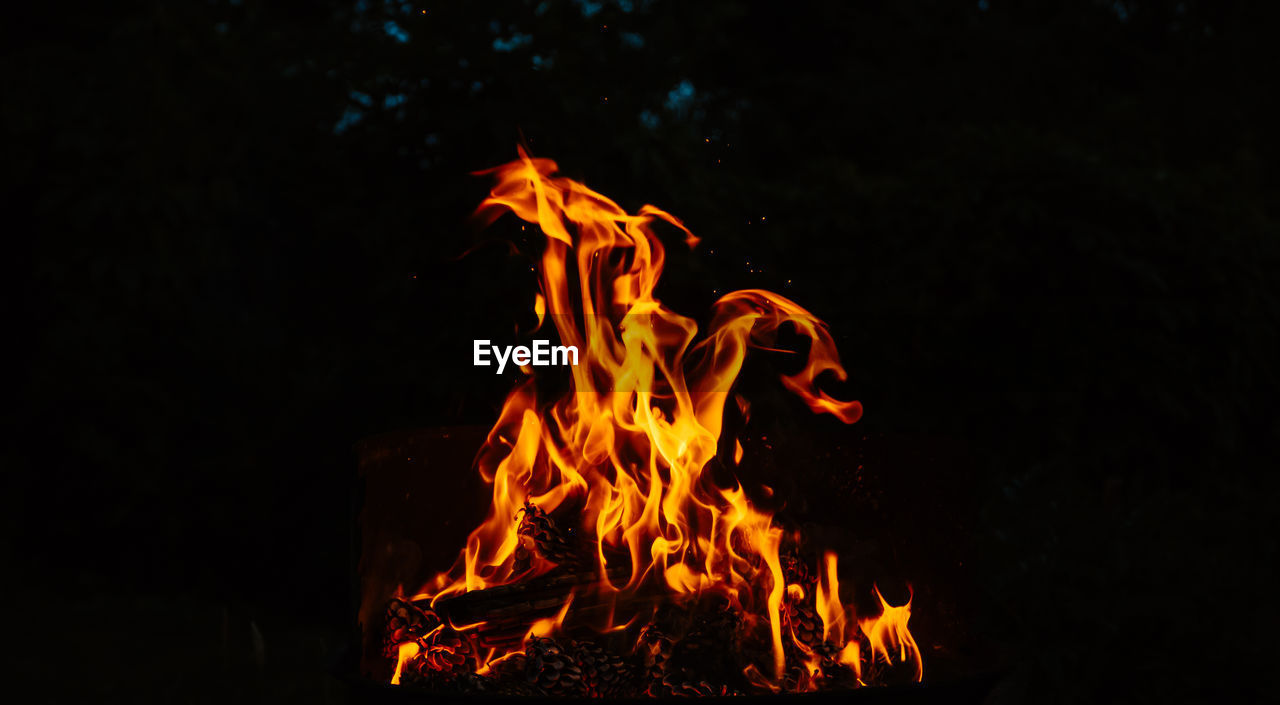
[[6, 0, 1277, 703]]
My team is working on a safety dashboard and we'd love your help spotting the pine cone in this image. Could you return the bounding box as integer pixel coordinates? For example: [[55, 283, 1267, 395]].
[[692, 601, 743, 644], [780, 551, 817, 593], [382, 598, 440, 658], [573, 640, 636, 698], [784, 601, 823, 650], [811, 642, 859, 689], [638, 624, 675, 682], [518, 502, 586, 569], [487, 652, 528, 680], [637, 625, 679, 696], [483, 652, 547, 696], [525, 636, 586, 697], [671, 603, 742, 685], [406, 624, 476, 683]]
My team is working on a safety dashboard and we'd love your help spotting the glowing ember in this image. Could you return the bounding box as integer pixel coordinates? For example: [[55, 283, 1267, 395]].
[[387, 147, 923, 694]]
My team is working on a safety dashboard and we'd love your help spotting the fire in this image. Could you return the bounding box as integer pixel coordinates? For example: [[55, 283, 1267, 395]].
[[861, 585, 924, 683], [394, 147, 922, 692], [525, 593, 575, 641], [815, 552, 847, 643], [391, 640, 420, 686]]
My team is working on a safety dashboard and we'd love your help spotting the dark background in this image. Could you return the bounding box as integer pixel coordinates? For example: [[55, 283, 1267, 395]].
[[6, 1, 1277, 703]]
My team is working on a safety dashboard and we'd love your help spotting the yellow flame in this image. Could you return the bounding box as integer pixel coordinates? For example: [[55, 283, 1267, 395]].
[[391, 640, 420, 686], [816, 551, 848, 642], [859, 585, 923, 683]]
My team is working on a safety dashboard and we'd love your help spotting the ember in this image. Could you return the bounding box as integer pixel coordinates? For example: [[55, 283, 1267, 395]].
[[378, 147, 924, 696]]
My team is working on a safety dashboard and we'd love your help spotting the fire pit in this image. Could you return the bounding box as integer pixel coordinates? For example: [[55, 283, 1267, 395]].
[[346, 150, 983, 700]]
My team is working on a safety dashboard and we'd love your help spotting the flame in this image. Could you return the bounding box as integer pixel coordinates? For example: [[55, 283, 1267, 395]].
[[860, 585, 923, 683], [393, 147, 920, 690], [816, 552, 848, 643], [526, 592, 575, 641], [533, 292, 546, 329], [391, 640, 420, 686]]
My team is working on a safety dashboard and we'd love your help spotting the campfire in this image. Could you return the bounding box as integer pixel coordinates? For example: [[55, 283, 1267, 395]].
[[370, 148, 924, 696]]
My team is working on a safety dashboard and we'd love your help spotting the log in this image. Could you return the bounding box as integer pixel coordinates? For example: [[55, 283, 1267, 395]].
[[413, 564, 668, 648]]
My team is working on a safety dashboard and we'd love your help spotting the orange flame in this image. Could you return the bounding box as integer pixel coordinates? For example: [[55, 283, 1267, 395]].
[[526, 592, 575, 641], [860, 585, 923, 683], [395, 147, 919, 690], [816, 551, 848, 643]]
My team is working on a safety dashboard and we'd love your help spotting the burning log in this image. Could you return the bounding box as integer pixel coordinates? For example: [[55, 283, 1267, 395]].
[[419, 565, 631, 625], [400, 563, 669, 653]]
